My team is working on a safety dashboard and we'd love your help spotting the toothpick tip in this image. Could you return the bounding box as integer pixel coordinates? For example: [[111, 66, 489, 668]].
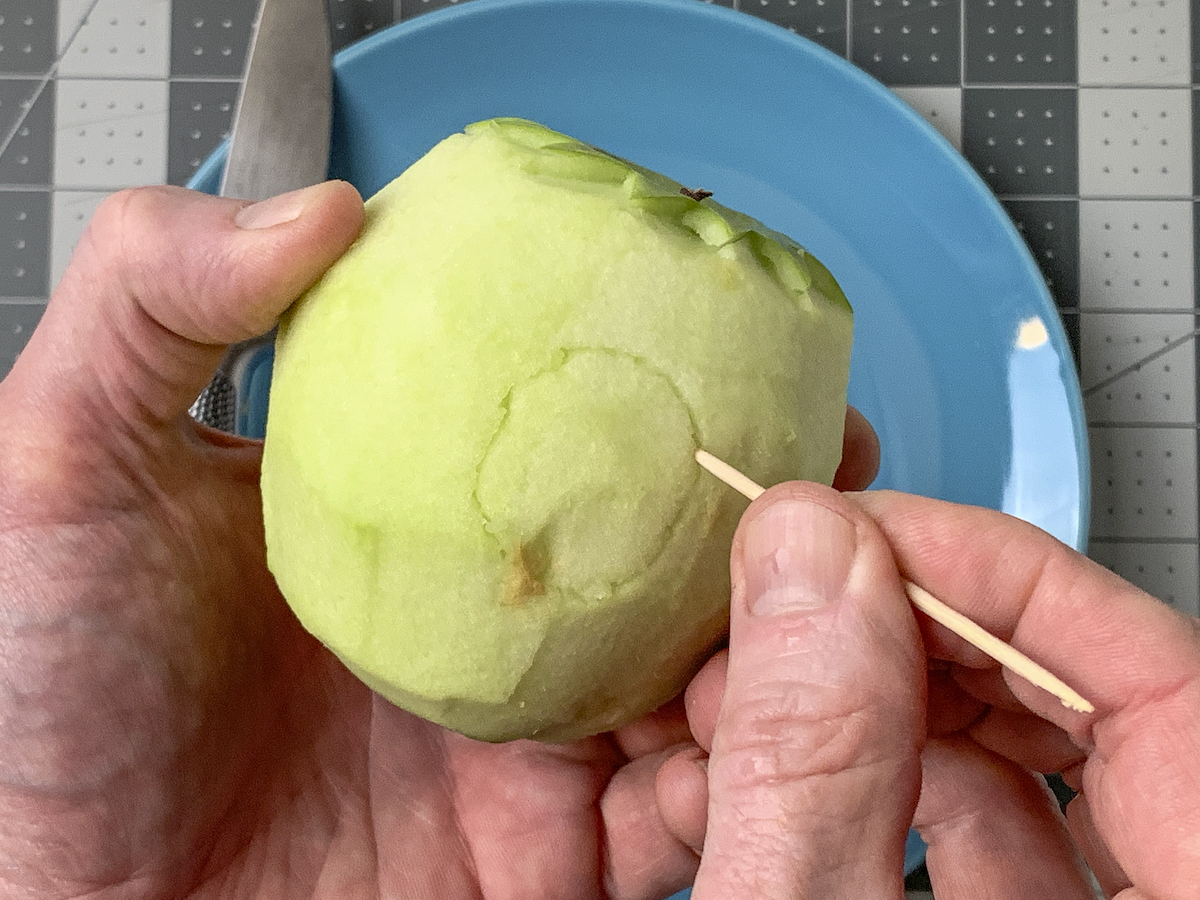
[[694, 449, 766, 501]]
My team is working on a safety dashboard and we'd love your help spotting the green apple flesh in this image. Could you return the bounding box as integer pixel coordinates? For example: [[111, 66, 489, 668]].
[[261, 118, 854, 742]]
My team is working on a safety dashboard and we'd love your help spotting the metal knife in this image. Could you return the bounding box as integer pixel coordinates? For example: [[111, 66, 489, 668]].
[[190, 0, 333, 436]]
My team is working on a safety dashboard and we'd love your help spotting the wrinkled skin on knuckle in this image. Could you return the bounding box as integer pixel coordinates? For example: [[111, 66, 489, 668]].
[[714, 677, 893, 794], [103, 189, 207, 338], [69, 186, 252, 345], [77, 188, 163, 285]]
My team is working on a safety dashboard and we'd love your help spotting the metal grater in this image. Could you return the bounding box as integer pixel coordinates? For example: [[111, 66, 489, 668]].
[[190, 370, 237, 432]]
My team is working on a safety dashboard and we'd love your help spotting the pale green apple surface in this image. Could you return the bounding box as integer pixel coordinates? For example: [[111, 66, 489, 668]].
[[261, 118, 854, 742]]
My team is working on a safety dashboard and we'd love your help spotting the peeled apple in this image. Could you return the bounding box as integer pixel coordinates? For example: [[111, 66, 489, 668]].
[[261, 118, 854, 742]]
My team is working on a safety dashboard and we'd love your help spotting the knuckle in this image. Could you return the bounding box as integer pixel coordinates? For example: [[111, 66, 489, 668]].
[[68, 187, 175, 302], [86, 186, 141, 237], [715, 679, 888, 793], [81, 186, 168, 260], [69, 187, 245, 344]]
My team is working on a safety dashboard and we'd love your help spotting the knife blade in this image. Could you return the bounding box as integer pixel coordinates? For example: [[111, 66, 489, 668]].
[[221, 0, 332, 201], [190, 0, 333, 435]]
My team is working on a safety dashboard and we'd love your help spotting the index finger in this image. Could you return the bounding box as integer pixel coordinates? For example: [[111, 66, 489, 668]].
[[853, 491, 1199, 726], [831, 406, 881, 493], [853, 490, 1200, 897]]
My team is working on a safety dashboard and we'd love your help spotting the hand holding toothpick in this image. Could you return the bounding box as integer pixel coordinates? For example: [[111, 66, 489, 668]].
[[695, 449, 1095, 714]]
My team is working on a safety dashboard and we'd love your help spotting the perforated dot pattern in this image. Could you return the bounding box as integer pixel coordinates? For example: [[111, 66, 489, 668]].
[[963, 88, 1078, 195], [1088, 541, 1200, 615], [169, 0, 254, 78], [743, 0, 844, 56], [1082, 313, 1197, 423], [0, 0, 57, 74], [965, 0, 1076, 85], [0, 301, 45, 373], [1002, 198, 1081, 309], [852, 0, 960, 86], [1091, 426, 1198, 541], [56, 0, 170, 78], [1080, 200, 1193, 309], [0, 77, 54, 183], [329, 0, 392, 50], [2, 0, 1199, 621], [49, 189, 109, 287], [166, 80, 237, 186], [53, 78, 168, 187], [1079, 0, 1190, 86], [0, 190, 49, 297], [1078, 88, 1192, 197]]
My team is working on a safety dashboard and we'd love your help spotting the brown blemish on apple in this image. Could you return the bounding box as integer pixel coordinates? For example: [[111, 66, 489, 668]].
[[502, 544, 547, 606]]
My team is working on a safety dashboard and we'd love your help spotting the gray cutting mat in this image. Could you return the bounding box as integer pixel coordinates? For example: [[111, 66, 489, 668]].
[[3, 0, 1198, 617]]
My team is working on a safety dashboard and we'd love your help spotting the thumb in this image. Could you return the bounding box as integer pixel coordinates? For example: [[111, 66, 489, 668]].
[[5, 182, 363, 429], [692, 483, 925, 900]]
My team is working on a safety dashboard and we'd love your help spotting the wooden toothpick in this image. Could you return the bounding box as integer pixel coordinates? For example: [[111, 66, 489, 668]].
[[695, 449, 1095, 715]]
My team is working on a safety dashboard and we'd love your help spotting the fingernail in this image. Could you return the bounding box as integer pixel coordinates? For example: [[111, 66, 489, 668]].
[[235, 184, 323, 230], [741, 499, 857, 616]]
